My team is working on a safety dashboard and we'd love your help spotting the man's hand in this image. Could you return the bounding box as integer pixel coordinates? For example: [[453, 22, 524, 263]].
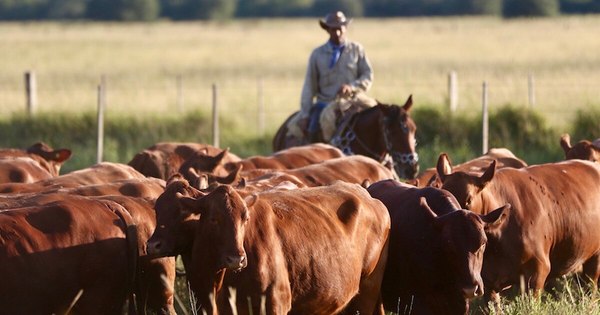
[[337, 84, 354, 98]]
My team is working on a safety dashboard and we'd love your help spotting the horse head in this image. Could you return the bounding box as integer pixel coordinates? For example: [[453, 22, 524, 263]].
[[377, 95, 419, 179], [331, 95, 419, 179]]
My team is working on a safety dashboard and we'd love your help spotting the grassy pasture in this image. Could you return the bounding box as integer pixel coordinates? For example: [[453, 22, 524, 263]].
[[1, 16, 600, 133]]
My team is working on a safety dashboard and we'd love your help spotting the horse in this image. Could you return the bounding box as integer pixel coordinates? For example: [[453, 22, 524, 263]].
[[273, 95, 419, 180]]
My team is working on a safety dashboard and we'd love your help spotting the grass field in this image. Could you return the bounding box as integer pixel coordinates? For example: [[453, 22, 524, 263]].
[[1, 16, 600, 133]]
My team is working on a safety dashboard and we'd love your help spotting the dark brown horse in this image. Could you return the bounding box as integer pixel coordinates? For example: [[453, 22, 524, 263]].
[[273, 95, 419, 179]]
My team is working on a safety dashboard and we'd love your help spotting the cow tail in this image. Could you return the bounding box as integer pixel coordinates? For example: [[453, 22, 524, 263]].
[[112, 204, 141, 315]]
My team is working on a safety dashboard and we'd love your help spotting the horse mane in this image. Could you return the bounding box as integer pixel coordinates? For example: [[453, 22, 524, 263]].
[[357, 102, 401, 122]]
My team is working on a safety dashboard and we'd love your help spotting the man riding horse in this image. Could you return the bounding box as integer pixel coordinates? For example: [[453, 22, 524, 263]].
[[287, 11, 375, 144]]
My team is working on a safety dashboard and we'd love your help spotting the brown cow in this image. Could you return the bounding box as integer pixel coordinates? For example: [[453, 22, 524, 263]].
[[147, 179, 390, 315], [178, 143, 345, 178], [0, 196, 139, 314], [0, 142, 72, 176], [128, 142, 242, 179], [367, 179, 509, 315], [560, 133, 600, 162], [0, 191, 176, 315], [413, 148, 527, 188], [184, 155, 395, 189], [0, 162, 147, 194], [437, 159, 600, 302]]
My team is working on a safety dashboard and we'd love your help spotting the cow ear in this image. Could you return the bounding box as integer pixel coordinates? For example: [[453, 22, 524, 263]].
[[478, 160, 496, 188], [52, 149, 72, 162], [176, 193, 206, 216], [236, 177, 247, 189], [482, 203, 511, 232], [244, 194, 259, 208], [436, 153, 452, 183], [419, 197, 438, 223], [560, 134, 572, 156], [402, 94, 413, 112]]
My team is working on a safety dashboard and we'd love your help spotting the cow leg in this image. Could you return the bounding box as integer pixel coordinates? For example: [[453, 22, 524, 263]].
[[581, 254, 600, 290], [524, 256, 551, 296], [344, 239, 389, 315]]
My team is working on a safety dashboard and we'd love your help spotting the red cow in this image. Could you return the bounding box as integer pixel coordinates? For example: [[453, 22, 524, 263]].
[[128, 142, 241, 179], [560, 133, 600, 162], [0, 196, 139, 314], [147, 179, 390, 315], [184, 155, 395, 189], [367, 179, 508, 315], [437, 159, 600, 302], [178, 143, 345, 178], [0, 162, 147, 194], [0, 142, 72, 177], [413, 148, 527, 188]]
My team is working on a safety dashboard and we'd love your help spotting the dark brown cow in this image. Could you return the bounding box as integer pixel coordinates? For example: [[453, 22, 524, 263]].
[[178, 143, 345, 178], [560, 133, 600, 162], [128, 142, 241, 179], [0, 196, 138, 314], [147, 179, 390, 315], [367, 179, 508, 315], [0, 142, 72, 177], [0, 162, 147, 194], [413, 148, 527, 188], [437, 159, 600, 302], [0, 191, 176, 315]]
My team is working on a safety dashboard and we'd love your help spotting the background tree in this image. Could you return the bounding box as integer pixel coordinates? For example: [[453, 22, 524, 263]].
[[45, 0, 86, 19], [311, 0, 364, 17], [118, 0, 160, 21], [183, 0, 236, 20], [504, 0, 560, 17]]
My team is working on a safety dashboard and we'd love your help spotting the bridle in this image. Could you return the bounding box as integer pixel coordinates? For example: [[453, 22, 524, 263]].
[[330, 108, 419, 171]]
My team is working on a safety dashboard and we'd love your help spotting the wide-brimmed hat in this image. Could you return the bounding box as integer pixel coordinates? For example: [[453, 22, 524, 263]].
[[319, 11, 352, 30]]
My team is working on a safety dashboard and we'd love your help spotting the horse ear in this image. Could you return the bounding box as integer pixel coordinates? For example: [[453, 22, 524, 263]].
[[402, 94, 413, 112], [560, 134, 572, 156], [436, 153, 452, 183]]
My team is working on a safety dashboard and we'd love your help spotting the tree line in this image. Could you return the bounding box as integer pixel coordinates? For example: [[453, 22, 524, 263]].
[[0, 0, 599, 21]]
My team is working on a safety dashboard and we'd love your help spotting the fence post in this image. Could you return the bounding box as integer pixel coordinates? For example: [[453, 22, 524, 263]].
[[448, 71, 458, 112], [482, 81, 489, 155], [97, 76, 106, 164], [257, 77, 265, 136], [176, 74, 183, 113], [528, 73, 535, 108], [25, 71, 37, 115], [212, 83, 219, 148]]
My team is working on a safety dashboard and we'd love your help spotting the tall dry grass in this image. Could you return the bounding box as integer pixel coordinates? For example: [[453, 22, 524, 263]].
[[1, 16, 599, 131]]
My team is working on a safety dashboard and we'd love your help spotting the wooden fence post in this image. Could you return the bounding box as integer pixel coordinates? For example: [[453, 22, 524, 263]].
[[448, 71, 458, 112], [482, 81, 489, 155], [176, 74, 183, 113], [528, 73, 535, 108], [97, 76, 106, 164], [257, 77, 265, 136], [212, 83, 219, 148], [25, 71, 37, 115]]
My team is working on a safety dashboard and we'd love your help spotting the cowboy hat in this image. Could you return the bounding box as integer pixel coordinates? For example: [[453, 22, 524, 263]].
[[319, 11, 352, 30]]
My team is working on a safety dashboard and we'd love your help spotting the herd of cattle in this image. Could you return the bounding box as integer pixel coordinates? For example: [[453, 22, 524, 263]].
[[0, 135, 599, 315]]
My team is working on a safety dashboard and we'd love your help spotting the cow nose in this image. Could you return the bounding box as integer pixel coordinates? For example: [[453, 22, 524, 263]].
[[463, 284, 483, 298], [146, 240, 161, 255], [225, 255, 247, 270]]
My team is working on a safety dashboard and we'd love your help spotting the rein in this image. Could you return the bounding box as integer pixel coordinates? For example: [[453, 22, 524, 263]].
[[330, 108, 419, 169]]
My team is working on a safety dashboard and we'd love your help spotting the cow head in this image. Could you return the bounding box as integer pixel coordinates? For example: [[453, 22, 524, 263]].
[[147, 175, 206, 257], [177, 185, 250, 272], [26, 142, 72, 176], [422, 197, 510, 299], [560, 134, 600, 162], [178, 148, 233, 178], [437, 154, 496, 210]]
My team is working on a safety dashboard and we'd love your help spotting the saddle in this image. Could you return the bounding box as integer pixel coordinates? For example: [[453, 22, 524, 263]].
[[320, 93, 377, 143]]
